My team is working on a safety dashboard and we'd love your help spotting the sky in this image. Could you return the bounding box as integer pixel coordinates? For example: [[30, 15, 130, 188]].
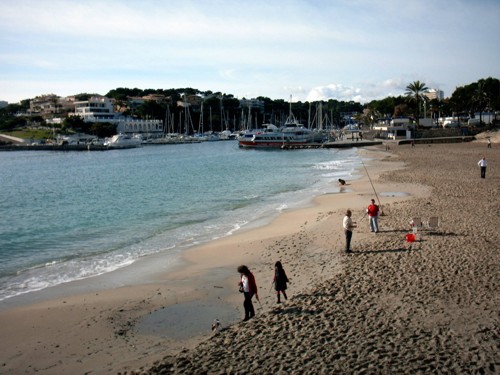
[[1, 0, 499, 105]]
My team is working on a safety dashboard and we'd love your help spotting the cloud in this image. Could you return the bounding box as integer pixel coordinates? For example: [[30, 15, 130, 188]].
[[305, 76, 447, 104], [0, 0, 498, 104], [306, 83, 372, 104]]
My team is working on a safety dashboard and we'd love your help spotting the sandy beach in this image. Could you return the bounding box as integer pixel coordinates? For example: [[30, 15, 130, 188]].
[[0, 132, 498, 374]]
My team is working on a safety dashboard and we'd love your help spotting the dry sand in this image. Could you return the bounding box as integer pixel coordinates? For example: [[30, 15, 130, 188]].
[[0, 132, 498, 374]]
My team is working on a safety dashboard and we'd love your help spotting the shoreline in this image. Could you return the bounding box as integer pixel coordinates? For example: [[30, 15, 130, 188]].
[[0, 144, 428, 374], [146, 140, 499, 374], [3, 139, 498, 374]]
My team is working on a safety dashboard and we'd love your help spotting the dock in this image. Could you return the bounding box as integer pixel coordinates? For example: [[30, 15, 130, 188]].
[[280, 140, 383, 149], [0, 144, 109, 151]]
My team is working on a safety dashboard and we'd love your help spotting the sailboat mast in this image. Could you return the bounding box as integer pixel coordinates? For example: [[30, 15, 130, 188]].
[[318, 102, 323, 130], [308, 102, 311, 129], [220, 96, 223, 132], [199, 101, 204, 134]]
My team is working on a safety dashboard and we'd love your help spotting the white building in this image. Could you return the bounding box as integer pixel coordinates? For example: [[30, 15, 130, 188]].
[[116, 118, 163, 135], [424, 89, 444, 101], [239, 98, 264, 112], [74, 96, 118, 122], [73, 96, 164, 137]]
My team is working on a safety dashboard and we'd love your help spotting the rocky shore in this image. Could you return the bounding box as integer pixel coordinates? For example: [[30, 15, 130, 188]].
[[136, 138, 499, 374]]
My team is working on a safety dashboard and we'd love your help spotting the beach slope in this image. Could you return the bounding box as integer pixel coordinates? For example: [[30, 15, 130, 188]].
[[143, 141, 499, 374]]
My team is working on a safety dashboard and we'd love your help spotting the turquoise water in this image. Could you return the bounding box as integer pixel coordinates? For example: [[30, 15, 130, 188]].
[[0, 141, 362, 302]]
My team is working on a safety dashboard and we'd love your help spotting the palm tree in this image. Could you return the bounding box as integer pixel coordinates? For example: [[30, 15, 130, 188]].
[[405, 80, 429, 128]]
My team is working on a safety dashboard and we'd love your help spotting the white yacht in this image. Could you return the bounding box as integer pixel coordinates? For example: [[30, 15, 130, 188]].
[[104, 134, 142, 149]]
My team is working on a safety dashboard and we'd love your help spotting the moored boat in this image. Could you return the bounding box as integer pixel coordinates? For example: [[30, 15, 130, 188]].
[[104, 134, 142, 149], [238, 97, 324, 149], [238, 124, 324, 148]]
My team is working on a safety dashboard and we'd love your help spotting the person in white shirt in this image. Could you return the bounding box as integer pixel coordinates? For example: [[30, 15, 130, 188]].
[[342, 209, 357, 253], [478, 157, 487, 179]]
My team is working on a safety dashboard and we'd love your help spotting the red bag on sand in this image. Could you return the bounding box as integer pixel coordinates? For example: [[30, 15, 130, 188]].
[[405, 233, 415, 243]]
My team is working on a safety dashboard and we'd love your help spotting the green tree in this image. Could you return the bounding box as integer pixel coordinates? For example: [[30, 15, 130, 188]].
[[134, 100, 166, 120], [63, 115, 85, 129], [393, 103, 409, 118], [62, 115, 92, 133], [428, 98, 442, 124], [0, 103, 28, 130], [472, 80, 488, 125], [405, 81, 429, 127], [90, 122, 116, 138]]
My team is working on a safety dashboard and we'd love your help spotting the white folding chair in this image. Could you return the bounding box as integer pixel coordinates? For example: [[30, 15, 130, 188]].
[[427, 216, 440, 231]]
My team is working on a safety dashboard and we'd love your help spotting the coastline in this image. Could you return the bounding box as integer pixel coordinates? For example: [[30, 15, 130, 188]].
[[1, 139, 498, 374], [146, 139, 499, 374], [0, 144, 423, 374]]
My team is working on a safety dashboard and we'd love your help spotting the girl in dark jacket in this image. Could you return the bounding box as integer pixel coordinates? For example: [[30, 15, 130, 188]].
[[273, 261, 289, 303]]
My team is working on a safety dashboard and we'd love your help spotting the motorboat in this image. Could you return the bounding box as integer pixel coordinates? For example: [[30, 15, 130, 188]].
[[104, 134, 142, 149], [238, 123, 324, 149]]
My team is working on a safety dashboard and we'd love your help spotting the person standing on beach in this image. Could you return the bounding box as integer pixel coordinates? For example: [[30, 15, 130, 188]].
[[342, 209, 357, 253], [273, 261, 289, 303], [237, 265, 259, 321], [487, 138, 491, 148], [478, 157, 487, 179], [367, 198, 380, 233]]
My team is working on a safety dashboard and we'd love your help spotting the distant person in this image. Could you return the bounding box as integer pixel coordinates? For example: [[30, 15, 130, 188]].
[[273, 261, 289, 303], [487, 138, 492, 148], [237, 265, 259, 321], [367, 198, 380, 233], [342, 209, 357, 253], [478, 157, 487, 179], [338, 178, 346, 186]]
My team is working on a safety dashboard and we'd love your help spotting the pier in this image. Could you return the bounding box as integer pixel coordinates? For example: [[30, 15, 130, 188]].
[[280, 140, 383, 149], [0, 143, 109, 151]]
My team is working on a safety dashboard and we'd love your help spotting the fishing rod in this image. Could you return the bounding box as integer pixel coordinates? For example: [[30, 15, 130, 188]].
[[361, 160, 383, 215], [268, 280, 275, 293]]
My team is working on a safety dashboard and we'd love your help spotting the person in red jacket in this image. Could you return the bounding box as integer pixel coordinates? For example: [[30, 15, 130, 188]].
[[237, 265, 259, 321], [367, 198, 380, 233]]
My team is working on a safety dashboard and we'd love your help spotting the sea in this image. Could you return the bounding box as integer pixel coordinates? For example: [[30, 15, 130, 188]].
[[0, 141, 363, 304]]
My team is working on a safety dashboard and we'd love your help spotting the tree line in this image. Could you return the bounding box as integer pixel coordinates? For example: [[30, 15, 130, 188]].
[[1, 77, 498, 136]]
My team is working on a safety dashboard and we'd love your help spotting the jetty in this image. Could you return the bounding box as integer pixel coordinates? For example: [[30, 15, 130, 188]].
[[280, 140, 383, 149], [0, 143, 109, 151]]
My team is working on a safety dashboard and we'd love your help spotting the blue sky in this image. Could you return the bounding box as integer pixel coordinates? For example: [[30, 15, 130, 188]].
[[1, 0, 499, 104]]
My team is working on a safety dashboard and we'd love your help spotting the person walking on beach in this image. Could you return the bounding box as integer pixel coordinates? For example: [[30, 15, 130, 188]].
[[367, 198, 380, 233], [237, 265, 259, 321], [273, 261, 289, 303], [478, 157, 487, 179], [342, 209, 357, 253], [487, 138, 492, 148]]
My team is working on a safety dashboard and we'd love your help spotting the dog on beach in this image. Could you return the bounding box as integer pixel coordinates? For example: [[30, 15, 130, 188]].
[[211, 319, 221, 333], [338, 179, 346, 185]]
